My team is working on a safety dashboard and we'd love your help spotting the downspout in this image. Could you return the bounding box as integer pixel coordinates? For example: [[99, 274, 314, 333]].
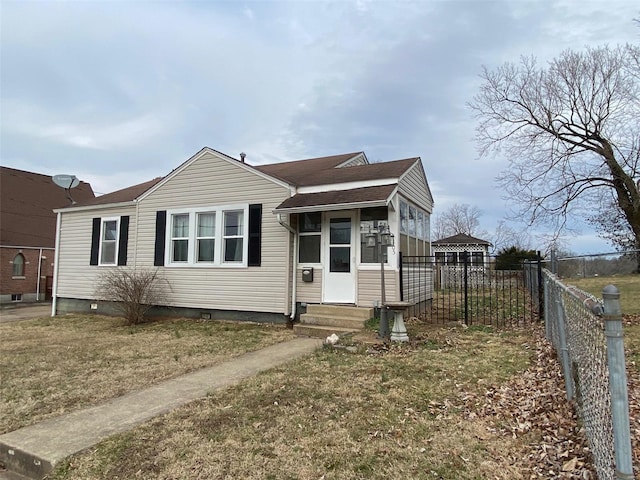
[[36, 248, 43, 301], [51, 212, 62, 317], [277, 214, 297, 320]]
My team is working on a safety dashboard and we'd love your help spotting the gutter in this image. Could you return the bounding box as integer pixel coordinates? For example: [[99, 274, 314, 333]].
[[277, 214, 297, 321], [51, 212, 62, 317], [53, 200, 135, 214]]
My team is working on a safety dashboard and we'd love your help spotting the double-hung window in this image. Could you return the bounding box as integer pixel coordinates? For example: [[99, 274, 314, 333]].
[[171, 214, 190, 262], [197, 213, 216, 262], [100, 218, 119, 265], [298, 212, 321, 263], [223, 211, 244, 263], [166, 205, 248, 267]]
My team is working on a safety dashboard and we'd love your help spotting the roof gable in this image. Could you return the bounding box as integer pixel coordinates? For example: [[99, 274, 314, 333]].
[[138, 147, 291, 202], [0, 166, 95, 247]]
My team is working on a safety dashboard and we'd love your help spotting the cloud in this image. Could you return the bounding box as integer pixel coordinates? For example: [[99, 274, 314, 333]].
[[1, 0, 638, 254]]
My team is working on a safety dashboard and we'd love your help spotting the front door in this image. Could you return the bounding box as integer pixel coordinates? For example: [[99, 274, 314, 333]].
[[322, 211, 356, 303]]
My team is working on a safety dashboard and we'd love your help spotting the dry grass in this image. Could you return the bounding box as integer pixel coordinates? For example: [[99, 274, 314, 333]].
[[50, 323, 541, 479], [0, 314, 295, 434], [564, 274, 640, 314]]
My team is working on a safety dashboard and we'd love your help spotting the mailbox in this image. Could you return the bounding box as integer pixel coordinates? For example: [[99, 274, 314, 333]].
[[302, 267, 314, 282]]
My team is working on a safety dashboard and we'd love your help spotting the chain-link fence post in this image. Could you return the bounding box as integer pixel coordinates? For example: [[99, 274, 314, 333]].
[[544, 275, 551, 340], [602, 285, 634, 480], [555, 292, 574, 401]]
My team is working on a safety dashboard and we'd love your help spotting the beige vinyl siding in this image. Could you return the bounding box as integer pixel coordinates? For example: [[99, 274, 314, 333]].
[[136, 150, 291, 314], [57, 205, 136, 299], [295, 267, 322, 303], [357, 268, 398, 306], [398, 162, 433, 213], [339, 154, 367, 167]]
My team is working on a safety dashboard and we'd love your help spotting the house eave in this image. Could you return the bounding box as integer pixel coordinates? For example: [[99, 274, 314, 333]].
[[53, 201, 136, 214], [272, 199, 388, 215]]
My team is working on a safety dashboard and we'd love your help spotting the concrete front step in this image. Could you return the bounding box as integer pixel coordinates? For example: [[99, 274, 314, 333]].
[[293, 324, 357, 339], [306, 304, 374, 320], [299, 314, 366, 329], [0, 445, 51, 479]]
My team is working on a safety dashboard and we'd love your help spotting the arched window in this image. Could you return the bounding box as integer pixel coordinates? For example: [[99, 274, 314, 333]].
[[12, 253, 25, 277]]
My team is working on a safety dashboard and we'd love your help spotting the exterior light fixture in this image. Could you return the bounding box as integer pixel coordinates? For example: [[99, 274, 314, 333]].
[[381, 232, 394, 247], [366, 232, 377, 248]]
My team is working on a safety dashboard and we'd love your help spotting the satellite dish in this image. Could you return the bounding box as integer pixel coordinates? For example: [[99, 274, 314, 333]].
[[53, 174, 80, 189], [52, 174, 80, 205]]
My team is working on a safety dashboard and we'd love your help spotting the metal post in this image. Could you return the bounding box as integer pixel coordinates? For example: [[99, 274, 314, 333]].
[[463, 251, 469, 325], [555, 294, 574, 400], [537, 252, 544, 318], [550, 248, 557, 275], [602, 285, 633, 480], [378, 235, 389, 339], [544, 276, 551, 340]]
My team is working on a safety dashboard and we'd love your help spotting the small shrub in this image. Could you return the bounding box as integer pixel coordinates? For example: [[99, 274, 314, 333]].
[[96, 268, 170, 325]]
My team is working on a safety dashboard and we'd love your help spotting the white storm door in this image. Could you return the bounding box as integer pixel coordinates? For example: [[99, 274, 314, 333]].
[[322, 212, 356, 303]]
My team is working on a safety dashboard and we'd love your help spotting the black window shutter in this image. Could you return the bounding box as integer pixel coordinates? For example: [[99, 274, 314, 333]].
[[90, 218, 101, 265], [154, 210, 167, 266], [248, 204, 262, 267], [117, 216, 130, 266]]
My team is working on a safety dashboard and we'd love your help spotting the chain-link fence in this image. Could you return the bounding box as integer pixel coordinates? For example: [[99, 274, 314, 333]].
[[553, 250, 639, 279], [543, 270, 633, 479]]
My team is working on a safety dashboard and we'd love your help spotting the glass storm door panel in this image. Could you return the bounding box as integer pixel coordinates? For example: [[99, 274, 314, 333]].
[[323, 212, 356, 303]]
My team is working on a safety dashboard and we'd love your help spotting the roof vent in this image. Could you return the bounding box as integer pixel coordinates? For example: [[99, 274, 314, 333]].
[[239, 152, 246, 163]]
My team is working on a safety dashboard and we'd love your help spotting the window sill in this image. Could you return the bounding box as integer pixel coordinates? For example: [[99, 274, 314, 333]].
[[164, 263, 248, 269], [11, 276, 26, 280]]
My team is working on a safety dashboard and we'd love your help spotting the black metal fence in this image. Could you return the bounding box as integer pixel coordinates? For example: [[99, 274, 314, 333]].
[[401, 252, 543, 326]]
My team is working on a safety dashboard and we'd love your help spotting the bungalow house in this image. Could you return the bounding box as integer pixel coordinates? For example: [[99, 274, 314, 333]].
[[0, 166, 94, 304], [52, 148, 433, 327]]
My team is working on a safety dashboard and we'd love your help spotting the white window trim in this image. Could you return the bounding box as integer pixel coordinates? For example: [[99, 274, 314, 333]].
[[98, 217, 120, 266], [165, 204, 249, 268], [196, 212, 216, 264], [298, 213, 322, 266]]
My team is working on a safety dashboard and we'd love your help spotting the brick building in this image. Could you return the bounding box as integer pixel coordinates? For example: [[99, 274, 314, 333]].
[[0, 167, 94, 304]]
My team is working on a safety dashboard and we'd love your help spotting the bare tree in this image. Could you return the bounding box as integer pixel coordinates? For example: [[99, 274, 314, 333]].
[[96, 268, 169, 325], [491, 220, 532, 253], [432, 203, 486, 240], [469, 44, 640, 271]]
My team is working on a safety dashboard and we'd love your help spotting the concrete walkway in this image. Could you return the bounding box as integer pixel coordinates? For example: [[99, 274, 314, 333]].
[[0, 303, 51, 323], [0, 337, 322, 479]]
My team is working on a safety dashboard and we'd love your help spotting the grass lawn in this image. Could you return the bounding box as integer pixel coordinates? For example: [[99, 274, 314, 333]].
[[0, 314, 296, 434], [48, 323, 581, 480], [565, 274, 640, 314]]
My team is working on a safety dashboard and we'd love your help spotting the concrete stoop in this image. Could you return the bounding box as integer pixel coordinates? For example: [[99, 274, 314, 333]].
[[294, 304, 374, 339]]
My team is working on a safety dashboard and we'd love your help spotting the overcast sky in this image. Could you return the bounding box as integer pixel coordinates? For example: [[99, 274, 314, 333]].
[[1, 0, 638, 254]]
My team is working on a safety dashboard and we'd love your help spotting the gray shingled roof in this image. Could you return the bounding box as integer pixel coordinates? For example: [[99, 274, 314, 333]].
[[274, 184, 396, 212], [73, 177, 163, 207], [256, 156, 417, 187], [66, 150, 420, 212]]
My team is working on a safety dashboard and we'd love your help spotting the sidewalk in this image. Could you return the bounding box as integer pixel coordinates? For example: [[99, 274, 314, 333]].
[[0, 337, 322, 479], [0, 303, 51, 323]]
